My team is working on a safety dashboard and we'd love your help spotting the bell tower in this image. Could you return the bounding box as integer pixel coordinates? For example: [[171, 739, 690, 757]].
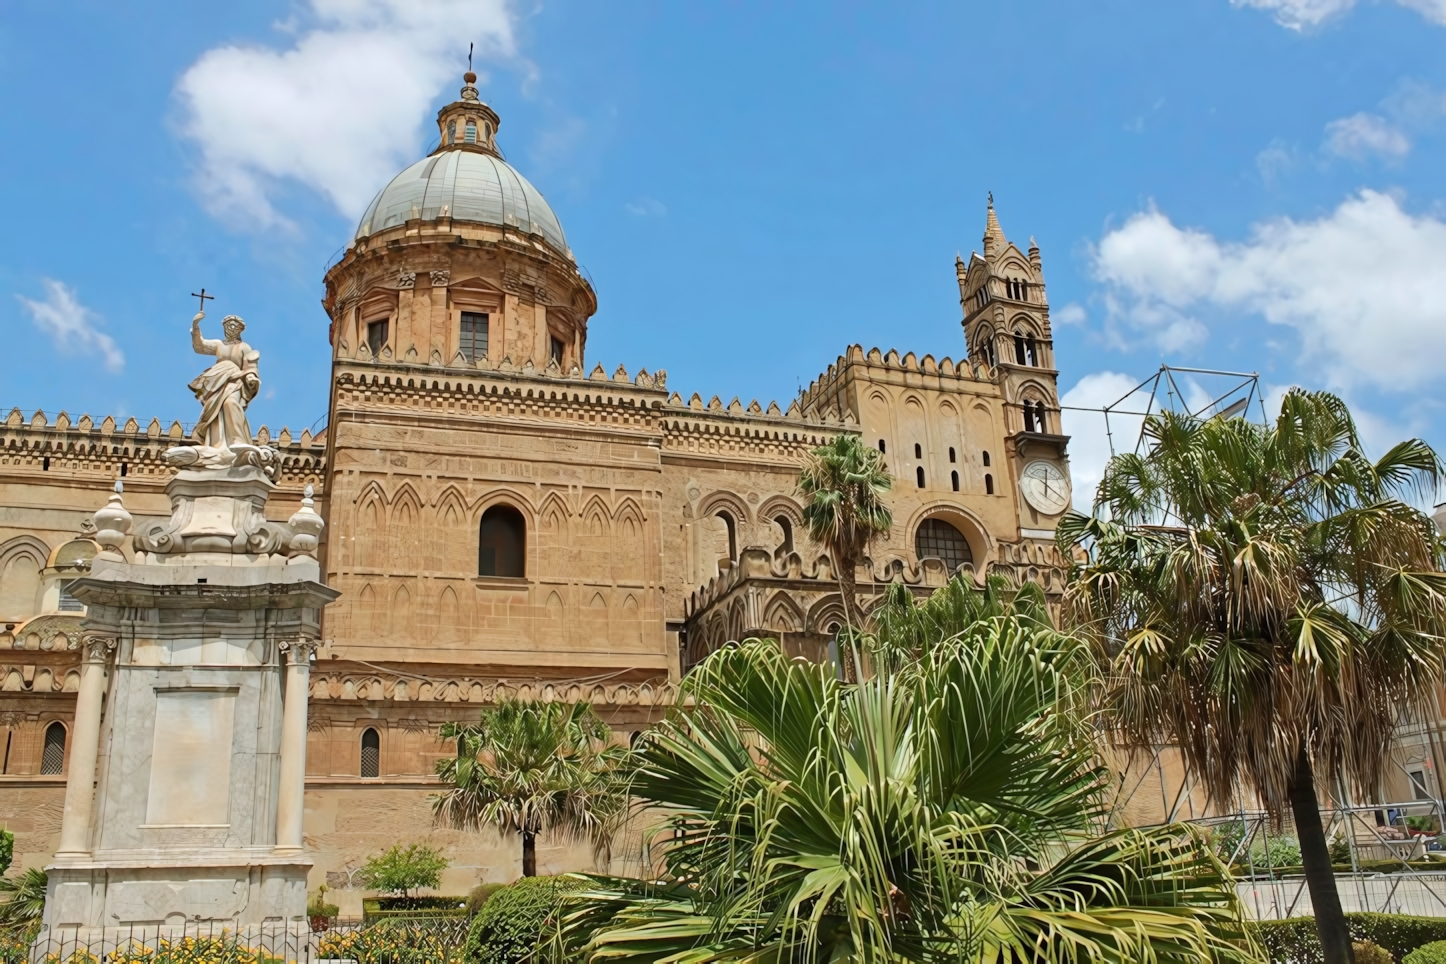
[[956, 197, 1072, 530]]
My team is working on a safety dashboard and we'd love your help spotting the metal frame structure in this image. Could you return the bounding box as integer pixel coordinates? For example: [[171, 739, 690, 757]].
[[1059, 363, 1266, 459]]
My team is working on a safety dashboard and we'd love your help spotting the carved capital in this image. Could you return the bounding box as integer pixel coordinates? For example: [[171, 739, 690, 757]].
[[280, 638, 320, 666], [80, 634, 118, 662], [397, 270, 416, 289], [429, 270, 450, 287]]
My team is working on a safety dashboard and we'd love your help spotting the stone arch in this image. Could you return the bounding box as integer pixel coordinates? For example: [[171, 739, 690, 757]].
[[0, 536, 48, 623], [614, 500, 646, 582], [391, 582, 413, 633], [806, 595, 848, 635], [758, 495, 803, 555], [432, 486, 470, 573], [696, 490, 751, 526], [727, 597, 747, 643], [354, 482, 388, 570], [580, 494, 612, 537], [473, 490, 536, 578], [903, 501, 994, 582], [436, 585, 460, 641], [763, 591, 804, 633], [620, 593, 643, 645], [390, 484, 423, 572], [585, 591, 609, 645]]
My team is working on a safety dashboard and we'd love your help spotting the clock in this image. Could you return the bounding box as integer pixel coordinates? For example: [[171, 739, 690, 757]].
[[1020, 460, 1071, 515]]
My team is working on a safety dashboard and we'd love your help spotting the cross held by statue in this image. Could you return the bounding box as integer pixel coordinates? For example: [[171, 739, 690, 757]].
[[191, 289, 214, 314]]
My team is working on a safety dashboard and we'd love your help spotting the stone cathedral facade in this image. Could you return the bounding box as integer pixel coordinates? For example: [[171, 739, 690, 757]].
[[0, 74, 1077, 906]]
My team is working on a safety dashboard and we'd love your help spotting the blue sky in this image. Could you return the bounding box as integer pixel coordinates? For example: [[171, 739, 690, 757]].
[[4, 0, 1445, 505]]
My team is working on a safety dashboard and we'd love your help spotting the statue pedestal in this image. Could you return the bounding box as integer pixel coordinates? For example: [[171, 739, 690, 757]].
[[36, 466, 336, 948]]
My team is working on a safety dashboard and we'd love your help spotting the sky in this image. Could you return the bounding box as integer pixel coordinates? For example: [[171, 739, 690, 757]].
[[3, 0, 1445, 509]]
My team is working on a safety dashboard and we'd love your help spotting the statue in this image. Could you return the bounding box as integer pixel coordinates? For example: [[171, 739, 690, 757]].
[[163, 311, 277, 475]]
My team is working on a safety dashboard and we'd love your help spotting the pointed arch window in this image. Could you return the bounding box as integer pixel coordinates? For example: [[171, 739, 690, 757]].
[[479, 505, 526, 577], [41, 721, 66, 774], [774, 515, 794, 554], [447, 121, 456, 144], [717, 511, 738, 561], [360, 728, 380, 779]]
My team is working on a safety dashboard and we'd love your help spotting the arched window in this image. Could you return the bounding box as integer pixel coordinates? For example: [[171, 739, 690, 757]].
[[948, 447, 956, 463], [878, 439, 886, 454], [982, 450, 991, 467], [483, 122, 492, 140], [985, 473, 994, 495], [718, 511, 737, 561], [41, 721, 66, 774], [447, 120, 456, 144], [479, 505, 526, 577], [916, 467, 925, 489], [774, 515, 794, 554], [1025, 336, 1038, 367], [913, 443, 922, 459], [916, 518, 973, 572], [1014, 332, 1028, 366], [951, 470, 960, 492], [465, 120, 477, 143], [629, 730, 642, 748], [360, 728, 380, 779]]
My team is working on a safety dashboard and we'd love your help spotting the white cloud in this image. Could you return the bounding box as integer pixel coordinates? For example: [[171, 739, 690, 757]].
[[1053, 302, 1087, 326], [1060, 372, 1152, 511], [1323, 112, 1411, 160], [1231, 0, 1357, 28], [1233, 0, 1446, 27], [1256, 140, 1299, 183], [1092, 190, 1446, 393], [175, 0, 516, 231], [625, 197, 668, 218], [17, 279, 124, 372]]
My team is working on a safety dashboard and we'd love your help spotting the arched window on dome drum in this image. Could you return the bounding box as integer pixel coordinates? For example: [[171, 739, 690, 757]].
[[916, 518, 972, 573], [360, 728, 379, 779], [447, 121, 456, 145], [479, 505, 526, 577], [465, 120, 477, 143], [41, 721, 66, 774]]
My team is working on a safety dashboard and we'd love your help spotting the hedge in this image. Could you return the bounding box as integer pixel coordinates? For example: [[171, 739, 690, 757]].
[[463, 876, 586, 964], [1251, 913, 1446, 963], [1405, 940, 1446, 964], [363, 895, 469, 921]]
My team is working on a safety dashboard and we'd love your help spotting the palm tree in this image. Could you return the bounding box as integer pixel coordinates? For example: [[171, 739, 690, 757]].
[[0, 867, 46, 933], [1059, 389, 1446, 964], [432, 700, 628, 878], [797, 433, 893, 644], [557, 576, 1254, 962]]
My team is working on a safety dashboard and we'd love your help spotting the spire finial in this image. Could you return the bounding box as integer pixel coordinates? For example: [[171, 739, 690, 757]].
[[988, 190, 993, 207], [463, 43, 477, 87], [983, 194, 1006, 256]]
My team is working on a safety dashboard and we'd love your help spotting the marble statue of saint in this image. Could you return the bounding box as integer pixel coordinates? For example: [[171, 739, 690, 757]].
[[164, 311, 276, 474]]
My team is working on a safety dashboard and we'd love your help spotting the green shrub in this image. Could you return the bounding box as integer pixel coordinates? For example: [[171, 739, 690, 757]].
[[1250, 913, 1446, 963], [466, 882, 504, 916], [1356, 941, 1396, 964], [0, 831, 12, 877], [359, 843, 449, 898], [1405, 939, 1446, 964], [463, 876, 586, 964]]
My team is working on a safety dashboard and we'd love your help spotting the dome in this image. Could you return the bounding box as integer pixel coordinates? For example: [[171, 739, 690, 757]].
[[355, 150, 569, 257]]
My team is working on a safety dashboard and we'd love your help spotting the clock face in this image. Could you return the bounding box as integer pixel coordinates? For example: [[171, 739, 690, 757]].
[[1020, 460, 1071, 516]]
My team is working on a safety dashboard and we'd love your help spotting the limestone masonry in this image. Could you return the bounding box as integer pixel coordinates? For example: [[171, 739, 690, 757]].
[[0, 74, 1073, 908]]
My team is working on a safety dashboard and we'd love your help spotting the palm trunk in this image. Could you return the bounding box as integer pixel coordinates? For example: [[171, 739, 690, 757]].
[[836, 558, 859, 682], [522, 829, 537, 877], [1289, 745, 1354, 964]]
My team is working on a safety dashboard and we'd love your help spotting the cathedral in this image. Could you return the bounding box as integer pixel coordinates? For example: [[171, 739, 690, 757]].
[[0, 73, 1075, 903]]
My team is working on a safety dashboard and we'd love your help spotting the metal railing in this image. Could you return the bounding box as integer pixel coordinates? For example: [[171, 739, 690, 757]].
[[19, 914, 471, 964]]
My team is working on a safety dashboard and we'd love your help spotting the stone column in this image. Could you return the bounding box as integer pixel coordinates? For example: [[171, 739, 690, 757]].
[[55, 634, 114, 857], [274, 638, 317, 853]]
